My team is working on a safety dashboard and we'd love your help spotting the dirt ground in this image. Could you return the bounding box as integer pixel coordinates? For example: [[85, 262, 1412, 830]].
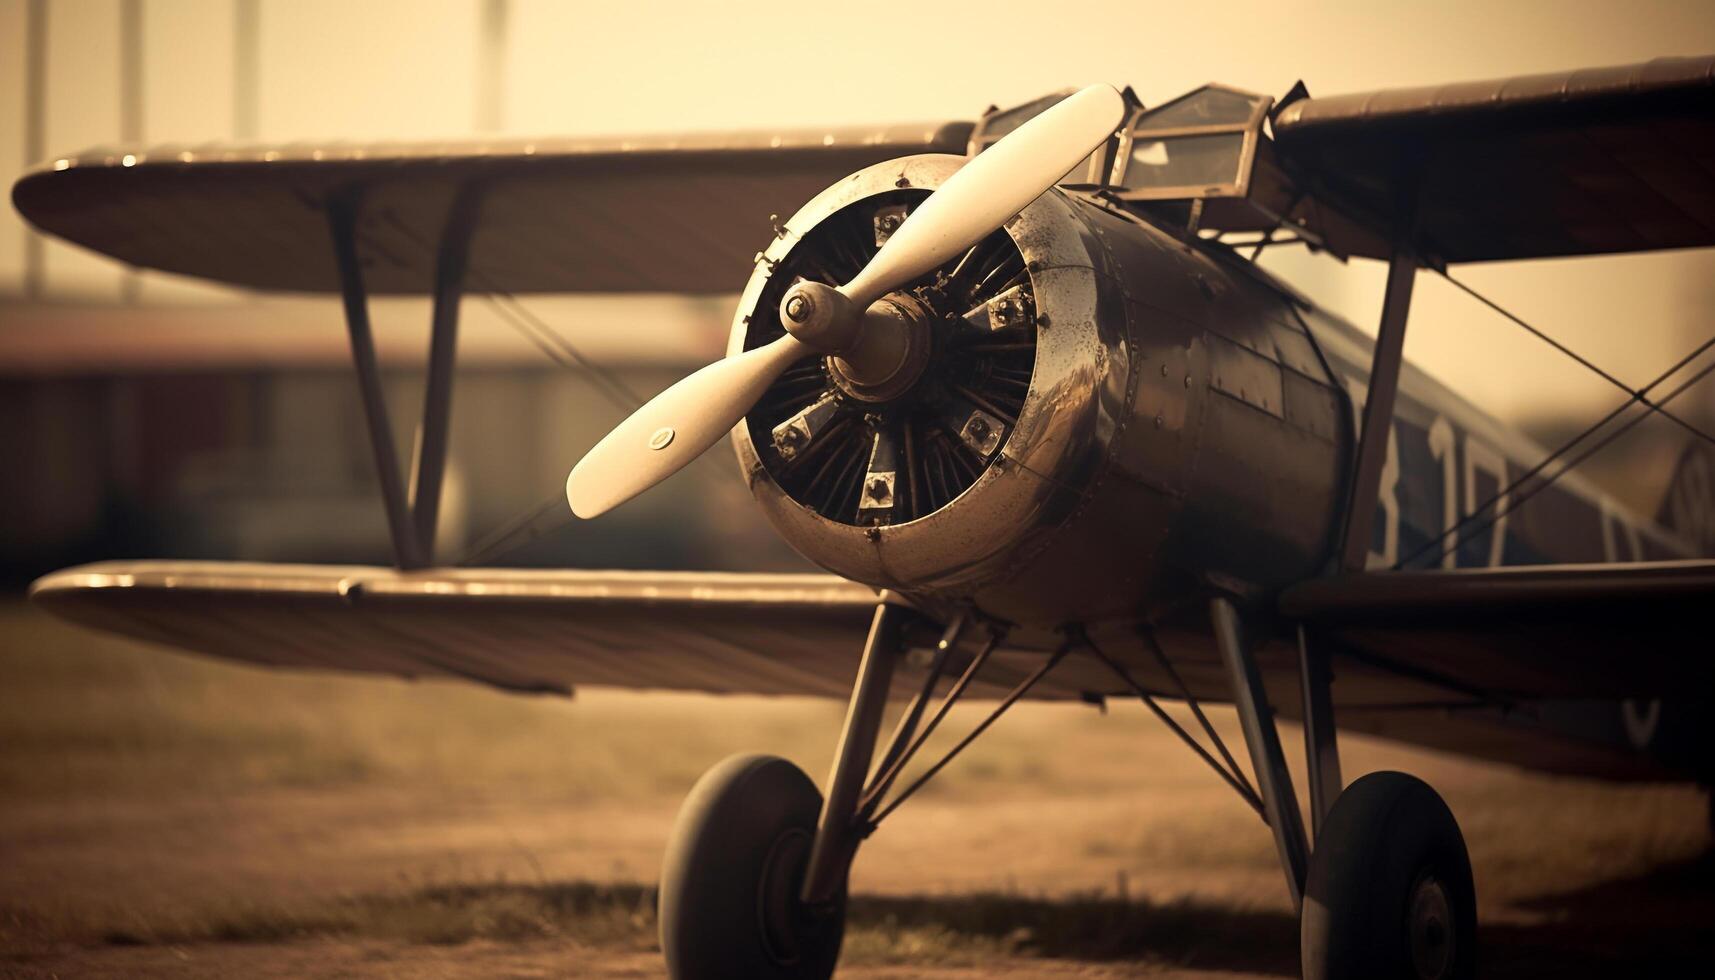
[[1, 600, 1711, 978]]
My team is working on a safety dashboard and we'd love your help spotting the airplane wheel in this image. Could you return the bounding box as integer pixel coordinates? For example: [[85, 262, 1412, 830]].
[[1301, 771, 1476, 980], [659, 754, 845, 980]]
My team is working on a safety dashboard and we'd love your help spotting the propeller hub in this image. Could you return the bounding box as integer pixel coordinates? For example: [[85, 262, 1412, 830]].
[[567, 83, 1124, 522], [778, 281, 860, 352], [827, 295, 933, 404]]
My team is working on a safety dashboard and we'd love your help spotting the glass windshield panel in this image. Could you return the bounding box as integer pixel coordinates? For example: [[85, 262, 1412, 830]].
[[1136, 88, 1261, 129], [1120, 132, 1244, 192], [981, 93, 1069, 142]]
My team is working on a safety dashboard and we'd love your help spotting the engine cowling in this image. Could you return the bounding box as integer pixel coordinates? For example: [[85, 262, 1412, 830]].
[[731, 154, 1346, 626]]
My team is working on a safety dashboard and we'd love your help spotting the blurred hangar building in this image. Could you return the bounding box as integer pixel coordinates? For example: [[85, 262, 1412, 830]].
[[0, 0, 809, 585]]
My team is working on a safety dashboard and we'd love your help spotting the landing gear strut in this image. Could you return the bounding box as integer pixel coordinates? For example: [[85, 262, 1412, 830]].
[[659, 597, 1062, 980], [1211, 597, 1477, 980], [659, 596, 919, 980], [661, 594, 1478, 979]]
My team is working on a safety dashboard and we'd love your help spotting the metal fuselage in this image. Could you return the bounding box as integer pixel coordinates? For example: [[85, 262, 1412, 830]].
[[734, 155, 1689, 623], [729, 154, 1700, 780]]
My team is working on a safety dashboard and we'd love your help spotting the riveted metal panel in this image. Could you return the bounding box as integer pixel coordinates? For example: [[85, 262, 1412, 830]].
[[1283, 368, 1342, 444], [1208, 331, 1285, 418], [1268, 317, 1328, 379]]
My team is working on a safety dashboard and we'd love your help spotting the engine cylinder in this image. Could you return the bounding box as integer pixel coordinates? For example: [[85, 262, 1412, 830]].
[[731, 155, 1347, 626]]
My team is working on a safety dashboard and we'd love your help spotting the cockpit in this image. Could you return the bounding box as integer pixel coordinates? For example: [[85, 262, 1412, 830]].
[[968, 82, 1327, 252], [1110, 84, 1272, 198]]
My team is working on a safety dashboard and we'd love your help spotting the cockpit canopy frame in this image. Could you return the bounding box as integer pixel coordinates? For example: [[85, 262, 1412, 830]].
[[1108, 83, 1273, 201]]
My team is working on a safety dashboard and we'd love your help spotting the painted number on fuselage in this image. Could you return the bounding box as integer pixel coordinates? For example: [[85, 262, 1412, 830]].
[[1462, 438, 1511, 568], [1344, 379, 1399, 568], [1349, 380, 1511, 570]]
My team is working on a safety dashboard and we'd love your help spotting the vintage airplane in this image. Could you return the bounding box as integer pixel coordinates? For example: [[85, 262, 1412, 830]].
[[13, 54, 1715, 980]]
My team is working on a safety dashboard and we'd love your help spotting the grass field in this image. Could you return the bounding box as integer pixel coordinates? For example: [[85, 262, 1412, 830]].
[[1, 598, 1711, 977]]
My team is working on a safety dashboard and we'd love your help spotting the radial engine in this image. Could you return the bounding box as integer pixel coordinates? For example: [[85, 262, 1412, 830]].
[[732, 155, 1349, 626]]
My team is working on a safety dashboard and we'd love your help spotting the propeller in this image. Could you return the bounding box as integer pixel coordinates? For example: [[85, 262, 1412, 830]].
[[566, 83, 1126, 519]]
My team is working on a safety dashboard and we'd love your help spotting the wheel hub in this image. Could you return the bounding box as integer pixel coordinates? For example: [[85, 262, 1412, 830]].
[[1407, 871, 1455, 979], [757, 827, 813, 965]]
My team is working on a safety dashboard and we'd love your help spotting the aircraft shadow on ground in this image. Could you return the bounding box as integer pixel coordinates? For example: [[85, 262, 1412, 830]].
[[845, 851, 1713, 976], [843, 891, 1299, 974], [864, 854, 1708, 974], [1479, 850, 1715, 977], [816, 850, 1713, 976], [129, 853, 1711, 977]]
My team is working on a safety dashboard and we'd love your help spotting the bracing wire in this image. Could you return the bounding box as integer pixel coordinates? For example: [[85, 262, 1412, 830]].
[[1397, 334, 1715, 570], [1439, 272, 1715, 451]]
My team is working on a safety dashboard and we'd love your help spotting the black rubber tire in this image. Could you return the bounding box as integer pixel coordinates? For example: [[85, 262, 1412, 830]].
[[658, 754, 845, 980], [1705, 785, 1713, 845], [1301, 771, 1477, 980]]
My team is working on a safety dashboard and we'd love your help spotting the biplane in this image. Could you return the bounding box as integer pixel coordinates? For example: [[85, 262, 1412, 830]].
[[14, 54, 1715, 980]]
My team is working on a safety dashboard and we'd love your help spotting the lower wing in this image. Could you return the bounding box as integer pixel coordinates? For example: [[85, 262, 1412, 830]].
[[29, 560, 1079, 701], [1280, 559, 1715, 699]]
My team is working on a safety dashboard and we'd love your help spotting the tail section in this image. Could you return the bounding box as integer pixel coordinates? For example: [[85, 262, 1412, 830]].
[[1657, 443, 1715, 556]]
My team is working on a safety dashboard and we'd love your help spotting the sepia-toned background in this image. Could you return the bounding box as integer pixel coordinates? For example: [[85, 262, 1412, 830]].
[[2, 1, 1713, 976]]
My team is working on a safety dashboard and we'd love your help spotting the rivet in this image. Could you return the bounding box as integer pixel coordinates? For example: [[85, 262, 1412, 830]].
[[648, 427, 676, 451], [1154, 415, 1164, 428], [1160, 364, 1168, 377], [1184, 375, 1191, 387]]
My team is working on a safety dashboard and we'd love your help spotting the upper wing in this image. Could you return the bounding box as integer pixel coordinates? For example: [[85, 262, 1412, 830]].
[[1273, 55, 1715, 262], [10, 123, 972, 295], [29, 560, 1082, 701], [1279, 559, 1715, 698]]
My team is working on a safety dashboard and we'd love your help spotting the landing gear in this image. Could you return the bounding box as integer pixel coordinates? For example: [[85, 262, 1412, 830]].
[[658, 593, 1479, 979], [658, 754, 845, 980], [657, 598, 1062, 980], [1301, 772, 1476, 980], [1210, 600, 1476, 980]]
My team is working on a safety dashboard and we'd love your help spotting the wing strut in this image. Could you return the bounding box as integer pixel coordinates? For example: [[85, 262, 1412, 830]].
[[412, 185, 482, 559], [327, 189, 478, 569], [1336, 182, 1418, 572]]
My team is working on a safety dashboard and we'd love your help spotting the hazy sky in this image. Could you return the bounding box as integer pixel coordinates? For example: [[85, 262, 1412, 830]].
[[3, 0, 1713, 424]]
